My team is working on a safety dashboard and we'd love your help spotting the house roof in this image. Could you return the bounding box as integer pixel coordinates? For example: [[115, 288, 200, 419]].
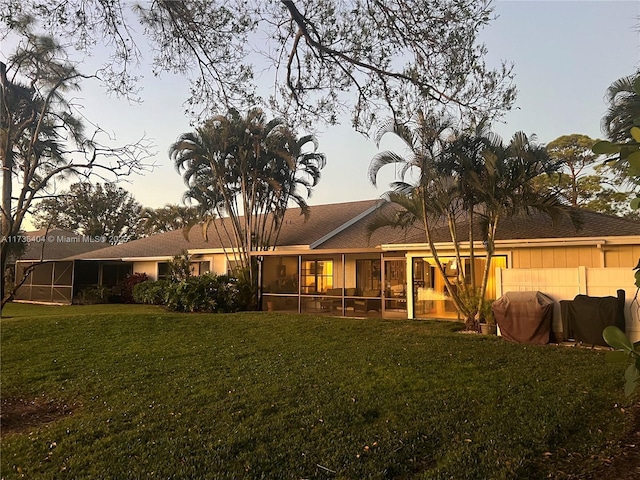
[[70, 200, 381, 260], [318, 204, 640, 249], [67, 200, 640, 261], [13, 229, 110, 261]]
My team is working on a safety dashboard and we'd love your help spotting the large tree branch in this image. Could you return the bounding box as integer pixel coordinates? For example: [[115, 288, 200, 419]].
[[281, 0, 461, 107]]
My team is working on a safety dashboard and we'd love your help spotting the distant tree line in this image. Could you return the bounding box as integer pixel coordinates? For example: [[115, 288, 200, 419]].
[[31, 182, 204, 244]]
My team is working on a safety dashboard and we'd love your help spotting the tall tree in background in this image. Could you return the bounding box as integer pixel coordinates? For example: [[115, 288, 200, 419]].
[[0, 1, 516, 131], [532, 134, 637, 218], [541, 134, 599, 207], [32, 183, 143, 243], [170, 108, 326, 301], [0, 23, 150, 307], [139, 204, 203, 237]]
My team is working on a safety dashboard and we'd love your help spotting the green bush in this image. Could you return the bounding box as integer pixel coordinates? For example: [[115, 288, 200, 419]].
[[121, 273, 149, 303], [132, 279, 170, 305], [456, 288, 496, 325], [133, 274, 244, 313]]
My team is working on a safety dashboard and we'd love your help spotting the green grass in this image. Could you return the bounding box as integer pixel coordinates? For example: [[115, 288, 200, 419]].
[[0, 303, 634, 479]]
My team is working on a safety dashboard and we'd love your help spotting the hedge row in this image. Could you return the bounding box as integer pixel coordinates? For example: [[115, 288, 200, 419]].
[[132, 274, 246, 313]]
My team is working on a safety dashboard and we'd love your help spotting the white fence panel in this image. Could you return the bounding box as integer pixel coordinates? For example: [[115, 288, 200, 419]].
[[497, 267, 640, 342], [586, 268, 640, 341]]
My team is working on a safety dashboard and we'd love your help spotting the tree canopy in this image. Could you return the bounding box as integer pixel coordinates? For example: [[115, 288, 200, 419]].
[[32, 182, 143, 243], [139, 204, 203, 237], [170, 107, 326, 300], [369, 112, 574, 330], [1, 25, 151, 306], [594, 70, 640, 212], [0, 0, 516, 131]]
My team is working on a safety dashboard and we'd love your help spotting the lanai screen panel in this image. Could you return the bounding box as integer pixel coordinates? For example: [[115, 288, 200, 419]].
[[14, 261, 74, 304], [73, 261, 100, 292]]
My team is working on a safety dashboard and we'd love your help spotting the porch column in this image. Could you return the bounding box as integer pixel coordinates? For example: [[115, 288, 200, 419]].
[[342, 253, 346, 315], [298, 255, 302, 314], [406, 254, 414, 319]]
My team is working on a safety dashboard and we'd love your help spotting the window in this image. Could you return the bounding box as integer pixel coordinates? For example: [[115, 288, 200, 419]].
[[301, 260, 333, 294], [159, 260, 210, 279], [384, 260, 406, 298], [356, 259, 381, 293], [102, 263, 133, 286], [157, 262, 169, 280], [191, 261, 210, 276], [263, 256, 299, 294]]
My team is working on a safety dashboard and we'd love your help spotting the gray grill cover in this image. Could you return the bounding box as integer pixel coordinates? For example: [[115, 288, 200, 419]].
[[492, 291, 554, 345]]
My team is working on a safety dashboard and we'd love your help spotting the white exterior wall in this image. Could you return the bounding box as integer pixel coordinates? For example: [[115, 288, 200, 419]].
[[133, 261, 160, 281], [497, 267, 640, 342], [212, 254, 228, 275]]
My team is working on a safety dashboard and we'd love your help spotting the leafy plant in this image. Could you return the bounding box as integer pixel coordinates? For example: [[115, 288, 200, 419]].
[[603, 326, 640, 396], [167, 251, 192, 282], [121, 273, 149, 303], [132, 279, 170, 305], [593, 73, 640, 213], [132, 274, 245, 313], [456, 287, 496, 327]]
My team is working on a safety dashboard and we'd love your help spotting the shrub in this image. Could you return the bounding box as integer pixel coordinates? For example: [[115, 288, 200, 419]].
[[456, 288, 496, 325], [168, 251, 192, 281], [132, 279, 170, 305], [133, 274, 245, 313], [164, 274, 243, 313], [121, 273, 149, 303]]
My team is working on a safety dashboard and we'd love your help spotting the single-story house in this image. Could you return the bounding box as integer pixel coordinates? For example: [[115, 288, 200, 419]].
[[8, 229, 109, 304], [13, 200, 640, 340]]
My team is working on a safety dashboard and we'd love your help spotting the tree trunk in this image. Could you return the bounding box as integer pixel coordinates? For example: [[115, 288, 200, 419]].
[[468, 206, 476, 292], [1, 244, 9, 308], [475, 217, 499, 326]]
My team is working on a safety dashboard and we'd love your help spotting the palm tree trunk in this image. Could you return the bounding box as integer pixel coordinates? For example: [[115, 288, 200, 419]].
[[420, 191, 471, 322], [475, 215, 499, 326], [468, 205, 476, 292]]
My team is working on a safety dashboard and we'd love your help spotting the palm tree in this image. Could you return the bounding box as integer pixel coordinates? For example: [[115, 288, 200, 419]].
[[170, 108, 326, 304], [369, 111, 574, 330], [467, 132, 577, 327], [599, 71, 640, 192], [369, 111, 480, 324], [441, 120, 500, 293], [602, 71, 640, 144]]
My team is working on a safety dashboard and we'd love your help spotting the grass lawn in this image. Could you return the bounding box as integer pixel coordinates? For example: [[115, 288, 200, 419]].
[[0, 303, 635, 479]]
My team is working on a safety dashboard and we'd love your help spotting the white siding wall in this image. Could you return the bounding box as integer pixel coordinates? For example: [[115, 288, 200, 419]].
[[497, 267, 640, 342], [133, 261, 159, 281], [212, 255, 228, 275]]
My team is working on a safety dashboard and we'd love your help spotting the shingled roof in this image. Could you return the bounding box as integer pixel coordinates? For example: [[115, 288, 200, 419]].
[[66, 200, 640, 260], [13, 229, 110, 261], [314, 203, 640, 249], [70, 200, 382, 260]]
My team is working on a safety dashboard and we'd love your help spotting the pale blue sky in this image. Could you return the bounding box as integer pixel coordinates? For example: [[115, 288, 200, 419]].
[[7, 1, 640, 218]]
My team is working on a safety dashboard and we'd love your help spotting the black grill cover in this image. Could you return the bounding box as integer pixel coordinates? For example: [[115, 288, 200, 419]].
[[492, 291, 554, 345], [560, 292, 625, 346]]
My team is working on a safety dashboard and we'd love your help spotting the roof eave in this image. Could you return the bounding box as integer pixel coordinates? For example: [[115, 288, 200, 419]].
[[382, 235, 640, 251]]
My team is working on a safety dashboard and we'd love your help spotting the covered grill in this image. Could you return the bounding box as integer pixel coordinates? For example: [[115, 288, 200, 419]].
[[492, 291, 554, 345], [559, 290, 626, 346]]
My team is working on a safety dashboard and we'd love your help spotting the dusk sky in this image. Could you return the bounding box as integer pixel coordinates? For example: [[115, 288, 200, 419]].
[[4, 1, 640, 224]]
